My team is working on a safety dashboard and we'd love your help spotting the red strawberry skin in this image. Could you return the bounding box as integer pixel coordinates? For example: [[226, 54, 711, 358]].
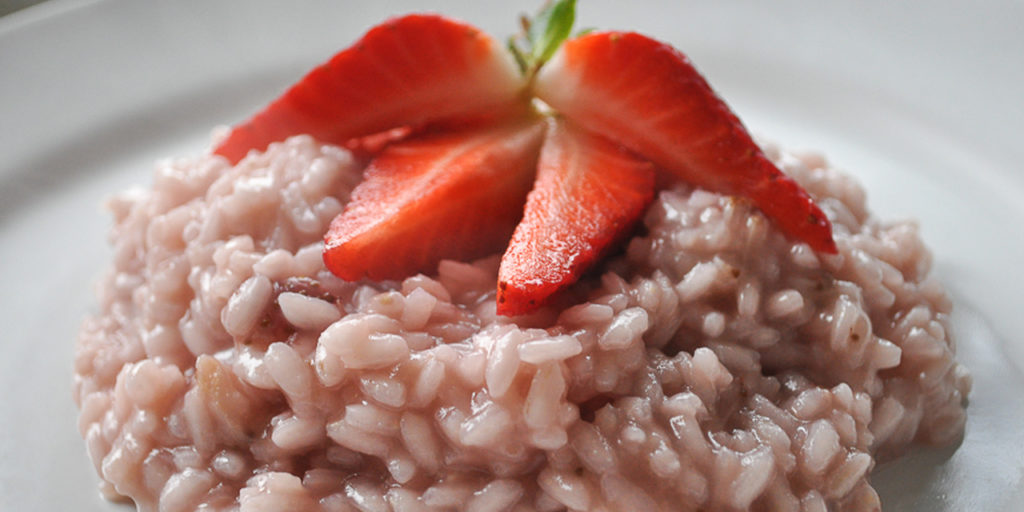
[[497, 118, 656, 316], [214, 14, 526, 164], [323, 117, 546, 281], [534, 31, 836, 254]]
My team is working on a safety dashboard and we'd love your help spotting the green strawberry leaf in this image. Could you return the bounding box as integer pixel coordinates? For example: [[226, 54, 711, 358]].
[[527, 0, 576, 68], [507, 37, 529, 74], [573, 27, 595, 38]]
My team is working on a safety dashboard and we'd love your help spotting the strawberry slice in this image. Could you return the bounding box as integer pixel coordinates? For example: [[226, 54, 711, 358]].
[[497, 118, 655, 316], [323, 117, 546, 281], [533, 31, 837, 253], [213, 14, 527, 164]]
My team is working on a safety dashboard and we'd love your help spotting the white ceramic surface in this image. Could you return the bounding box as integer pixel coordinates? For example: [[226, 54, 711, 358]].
[[1, 0, 1021, 510]]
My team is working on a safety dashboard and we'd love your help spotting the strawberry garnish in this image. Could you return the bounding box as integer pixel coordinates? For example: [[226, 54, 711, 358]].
[[533, 31, 837, 254], [497, 118, 655, 315], [323, 117, 545, 281], [213, 14, 526, 164], [217, 0, 837, 315]]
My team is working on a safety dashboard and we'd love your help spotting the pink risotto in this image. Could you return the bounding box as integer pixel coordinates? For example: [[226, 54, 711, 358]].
[[75, 135, 970, 511]]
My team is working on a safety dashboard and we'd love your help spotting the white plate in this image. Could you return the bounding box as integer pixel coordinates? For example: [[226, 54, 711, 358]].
[[2, 0, 1022, 510]]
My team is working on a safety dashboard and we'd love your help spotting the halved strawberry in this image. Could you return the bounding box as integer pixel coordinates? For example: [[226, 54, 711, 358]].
[[223, 2, 838, 315], [323, 117, 546, 281], [533, 31, 837, 254], [497, 118, 655, 316], [213, 14, 527, 164]]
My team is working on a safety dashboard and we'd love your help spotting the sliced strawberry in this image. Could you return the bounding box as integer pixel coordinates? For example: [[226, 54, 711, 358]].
[[533, 31, 837, 253], [323, 117, 546, 281], [497, 118, 655, 316], [213, 14, 527, 164]]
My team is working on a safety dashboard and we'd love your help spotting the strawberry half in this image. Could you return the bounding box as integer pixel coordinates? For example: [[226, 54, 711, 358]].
[[497, 118, 655, 316], [534, 31, 837, 254], [323, 117, 546, 281], [213, 14, 526, 164], [219, 1, 838, 315]]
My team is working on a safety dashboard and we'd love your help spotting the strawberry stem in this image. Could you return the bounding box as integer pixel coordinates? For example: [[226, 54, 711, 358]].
[[509, 0, 577, 80]]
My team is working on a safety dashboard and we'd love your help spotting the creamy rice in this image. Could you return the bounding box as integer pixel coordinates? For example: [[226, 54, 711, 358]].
[[75, 135, 970, 511]]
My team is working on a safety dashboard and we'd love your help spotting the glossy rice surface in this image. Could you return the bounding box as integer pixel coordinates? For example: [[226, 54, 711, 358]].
[[75, 136, 970, 511]]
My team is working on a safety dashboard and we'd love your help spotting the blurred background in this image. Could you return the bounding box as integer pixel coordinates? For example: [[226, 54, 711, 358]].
[[1, 0, 42, 16]]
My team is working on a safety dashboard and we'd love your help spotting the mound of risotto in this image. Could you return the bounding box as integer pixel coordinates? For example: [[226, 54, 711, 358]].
[[75, 135, 970, 511]]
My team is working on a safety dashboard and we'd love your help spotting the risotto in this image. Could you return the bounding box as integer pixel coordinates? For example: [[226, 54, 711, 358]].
[[74, 135, 970, 511]]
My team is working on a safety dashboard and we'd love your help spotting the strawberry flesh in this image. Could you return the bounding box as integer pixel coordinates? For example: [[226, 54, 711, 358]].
[[222, 9, 838, 315], [323, 117, 546, 281], [214, 14, 527, 164], [534, 31, 837, 253], [497, 118, 655, 316]]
